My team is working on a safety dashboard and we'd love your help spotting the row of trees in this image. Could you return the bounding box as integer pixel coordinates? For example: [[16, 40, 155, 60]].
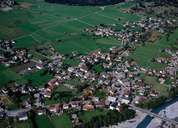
[[45, 0, 125, 6], [137, 96, 167, 109]]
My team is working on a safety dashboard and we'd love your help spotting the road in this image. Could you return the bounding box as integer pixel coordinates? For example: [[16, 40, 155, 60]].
[[6, 108, 31, 117]]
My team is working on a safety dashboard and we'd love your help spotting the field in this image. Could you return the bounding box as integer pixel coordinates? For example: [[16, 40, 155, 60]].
[[35, 115, 54, 128], [35, 111, 107, 128], [0, 65, 25, 87], [12, 121, 33, 128], [50, 114, 72, 128], [35, 114, 72, 128], [144, 76, 169, 97], [0, 95, 17, 109], [79, 109, 107, 123], [23, 70, 53, 87], [0, 119, 33, 128], [130, 28, 178, 69]]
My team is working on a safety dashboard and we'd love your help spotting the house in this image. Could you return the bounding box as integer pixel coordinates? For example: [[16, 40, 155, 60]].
[[0, 108, 5, 118], [92, 97, 99, 102], [68, 67, 74, 72], [36, 64, 43, 70], [63, 104, 69, 110], [36, 107, 44, 116], [95, 102, 105, 108], [43, 90, 51, 98], [79, 63, 88, 73], [109, 102, 117, 110], [106, 96, 116, 103], [121, 98, 130, 104], [105, 96, 116, 106], [134, 96, 147, 104], [83, 104, 94, 111], [49, 105, 59, 113], [70, 102, 78, 108], [18, 112, 28, 121], [48, 78, 59, 86]]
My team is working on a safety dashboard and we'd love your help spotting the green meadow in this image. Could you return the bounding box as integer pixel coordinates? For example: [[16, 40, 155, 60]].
[[35, 115, 72, 128], [130, 28, 178, 69]]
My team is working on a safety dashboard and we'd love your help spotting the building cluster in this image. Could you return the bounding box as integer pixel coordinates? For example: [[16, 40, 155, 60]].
[[86, 17, 176, 46], [151, 48, 178, 85], [0, 0, 15, 8], [1, 45, 175, 122], [0, 40, 31, 67]]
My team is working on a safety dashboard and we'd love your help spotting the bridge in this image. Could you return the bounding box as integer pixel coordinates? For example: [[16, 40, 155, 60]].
[[129, 104, 178, 126]]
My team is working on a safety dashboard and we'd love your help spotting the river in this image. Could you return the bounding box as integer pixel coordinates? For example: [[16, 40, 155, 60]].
[[136, 96, 178, 128]]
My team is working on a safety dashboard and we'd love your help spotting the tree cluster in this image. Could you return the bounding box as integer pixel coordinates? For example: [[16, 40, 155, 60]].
[[76, 107, 136, 128]]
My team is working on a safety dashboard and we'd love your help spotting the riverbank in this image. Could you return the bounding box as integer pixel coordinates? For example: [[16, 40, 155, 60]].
[[147, 101, 178, 128], [137, 96, 178, 128], [113, 101, 178, 128]]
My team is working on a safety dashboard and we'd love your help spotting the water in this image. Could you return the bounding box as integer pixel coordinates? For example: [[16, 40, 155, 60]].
[[136, 96, 178, 128]]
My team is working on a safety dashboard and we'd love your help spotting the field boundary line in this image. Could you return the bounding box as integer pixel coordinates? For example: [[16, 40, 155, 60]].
[[76, 19, 94, 27], [30, 34, 41, 44], [13, 9, 104, 41], [95, 12, 119, 21]]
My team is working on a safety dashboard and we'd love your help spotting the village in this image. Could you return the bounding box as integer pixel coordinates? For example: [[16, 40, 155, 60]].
[[0, 0, 178, 127], [85, 17, 177, 47], [0, 36, 177, 127]]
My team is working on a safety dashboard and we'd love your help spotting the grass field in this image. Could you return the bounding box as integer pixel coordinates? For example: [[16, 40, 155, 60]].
[[35, 115, 53, 128], [130, 28, 178, 69], [0, 95, 18, 109], [50, 114, 72, 128], [144, 76, 169, 96], [35, 114, 72, 128], [79, 109, 107, 123], [0, 65, 25, 86], [23, 70, 53, 87], [12, 121, 33, 128], [0, 120, 33, 128]]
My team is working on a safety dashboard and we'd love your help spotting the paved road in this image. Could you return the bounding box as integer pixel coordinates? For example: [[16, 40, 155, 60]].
[[6, 108, 31, 117]]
